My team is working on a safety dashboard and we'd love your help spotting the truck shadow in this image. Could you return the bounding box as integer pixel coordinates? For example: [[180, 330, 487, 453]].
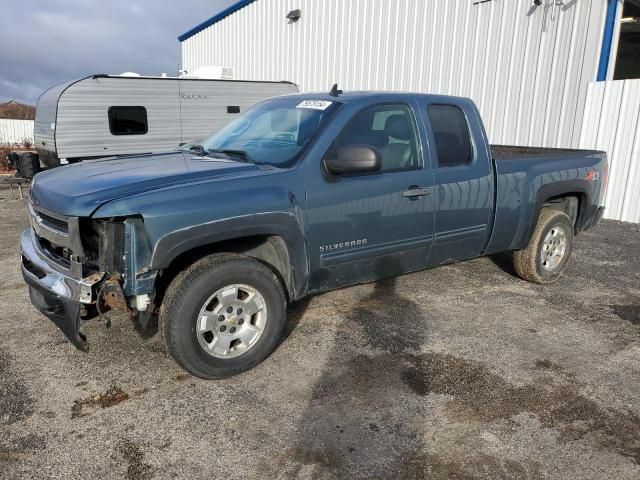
[[283, 297, 312, 340], [262, 262, 435, 478], [266, 260, 640, 478], [487, 252, 518, 277]]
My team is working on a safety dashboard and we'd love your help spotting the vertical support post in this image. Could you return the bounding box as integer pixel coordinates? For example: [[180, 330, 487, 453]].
[[597, 0, 620, 81]]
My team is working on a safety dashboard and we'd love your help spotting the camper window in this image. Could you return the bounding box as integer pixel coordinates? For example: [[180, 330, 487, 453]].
[[108, 106, 148, 135]]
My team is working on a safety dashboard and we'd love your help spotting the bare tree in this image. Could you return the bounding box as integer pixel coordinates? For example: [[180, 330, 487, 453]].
[[0, 101, 36, 120]]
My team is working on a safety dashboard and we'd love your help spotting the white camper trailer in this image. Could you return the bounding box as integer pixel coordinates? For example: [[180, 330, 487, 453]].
[[34, 74, 298, 167]]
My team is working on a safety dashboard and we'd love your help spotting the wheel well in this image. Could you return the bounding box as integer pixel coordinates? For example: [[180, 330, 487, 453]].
[[542, 193, 583, 229], [154, 235, 295, 308]]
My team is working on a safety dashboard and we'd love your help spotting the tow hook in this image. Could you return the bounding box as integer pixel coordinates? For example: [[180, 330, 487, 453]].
[[79, 271, 105, 304]]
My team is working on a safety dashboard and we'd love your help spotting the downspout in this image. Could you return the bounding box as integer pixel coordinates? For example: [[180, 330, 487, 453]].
[[597, 0, 620, 81]]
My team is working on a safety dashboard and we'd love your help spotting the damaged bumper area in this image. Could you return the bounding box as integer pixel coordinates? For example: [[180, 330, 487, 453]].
[[20, 228, 103, 351]]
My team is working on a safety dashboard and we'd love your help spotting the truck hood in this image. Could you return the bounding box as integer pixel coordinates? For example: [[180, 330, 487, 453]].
[[30, 152, 265, 217]]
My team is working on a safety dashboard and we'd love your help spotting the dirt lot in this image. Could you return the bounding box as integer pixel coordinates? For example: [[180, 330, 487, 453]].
[[1, 194, 639, 480]]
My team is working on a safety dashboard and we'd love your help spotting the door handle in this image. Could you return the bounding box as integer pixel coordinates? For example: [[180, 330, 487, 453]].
[[402, 186, 431, 198]]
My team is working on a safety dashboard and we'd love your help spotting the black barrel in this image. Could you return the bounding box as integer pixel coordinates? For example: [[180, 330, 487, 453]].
[[16, 152, 40, 179], [5, 151, 19, 169]]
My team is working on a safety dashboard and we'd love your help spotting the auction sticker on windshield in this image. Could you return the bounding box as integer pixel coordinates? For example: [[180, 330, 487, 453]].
[[296, 100, 333, 110]]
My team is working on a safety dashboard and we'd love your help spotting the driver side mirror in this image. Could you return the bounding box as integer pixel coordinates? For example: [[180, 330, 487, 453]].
[[325, 145, 381, 175]]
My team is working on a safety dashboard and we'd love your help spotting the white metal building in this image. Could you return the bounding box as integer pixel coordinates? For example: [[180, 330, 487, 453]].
[[179, 0, 640, 222], [0, 119, 34, 146]]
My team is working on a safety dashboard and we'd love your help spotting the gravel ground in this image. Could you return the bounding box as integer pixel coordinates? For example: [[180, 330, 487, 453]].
[[1, 193, 639, 480]]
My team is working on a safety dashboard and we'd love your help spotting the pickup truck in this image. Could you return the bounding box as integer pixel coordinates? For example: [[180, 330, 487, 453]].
[[21, 91, 607, 378]]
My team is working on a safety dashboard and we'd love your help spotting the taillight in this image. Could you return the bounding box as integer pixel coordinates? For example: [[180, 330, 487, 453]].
[[601, 157, 609, 206]]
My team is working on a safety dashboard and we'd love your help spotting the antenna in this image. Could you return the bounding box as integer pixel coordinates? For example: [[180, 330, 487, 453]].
[[329, 84, 343, 97]]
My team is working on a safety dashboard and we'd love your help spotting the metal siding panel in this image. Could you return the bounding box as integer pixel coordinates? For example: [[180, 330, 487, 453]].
[[618, 81, 640, 223], [596, 81, 625, 219], [622, 111, 640, 223], [529, 3, 562, 147], [579, 81, 604, 149], [487, 2, 513, 142], [555, 0, 584, 147], [458, 1, 478, 99], [580, 80, 640, 223], [180, 0, 618, 178], [569, 0, 608, 146], [496, 3, 525, 143], [0, 119, 34, 145]]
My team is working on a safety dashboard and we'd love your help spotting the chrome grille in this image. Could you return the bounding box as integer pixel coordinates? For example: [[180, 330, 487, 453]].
[[29, 202, 69, 235], [28, 201, 85, 264], [37, 211, 69, 234]]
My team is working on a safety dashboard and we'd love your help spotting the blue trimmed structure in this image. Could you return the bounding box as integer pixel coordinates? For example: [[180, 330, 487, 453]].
[[597, 0, 619, 81], [178, 0, 258, 42]]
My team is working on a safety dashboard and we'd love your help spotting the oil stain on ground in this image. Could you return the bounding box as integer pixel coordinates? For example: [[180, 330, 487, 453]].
[[71, 385, 128, 418]]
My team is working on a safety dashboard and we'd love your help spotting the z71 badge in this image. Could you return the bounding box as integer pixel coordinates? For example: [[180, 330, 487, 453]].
[[320, 239, 367, 253]]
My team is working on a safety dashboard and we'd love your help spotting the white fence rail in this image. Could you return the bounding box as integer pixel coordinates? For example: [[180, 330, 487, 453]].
[[580, 80, 640, 223], [0, 119, 34, 146]]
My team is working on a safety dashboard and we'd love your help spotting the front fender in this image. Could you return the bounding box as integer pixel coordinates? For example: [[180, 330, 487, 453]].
[[89, 167, 309, 296], [150, 211, 309, 298]]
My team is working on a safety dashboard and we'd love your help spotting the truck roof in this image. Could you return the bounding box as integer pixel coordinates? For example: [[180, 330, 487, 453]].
[[280, 90, 472, 104]]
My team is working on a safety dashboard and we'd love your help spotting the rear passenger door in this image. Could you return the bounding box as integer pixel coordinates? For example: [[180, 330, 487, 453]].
[[423, 102, 493, 266]]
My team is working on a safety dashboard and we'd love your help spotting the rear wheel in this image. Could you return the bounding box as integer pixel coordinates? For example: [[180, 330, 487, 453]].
[[513, 208, 574, 284], [161, 253, 286, 379]]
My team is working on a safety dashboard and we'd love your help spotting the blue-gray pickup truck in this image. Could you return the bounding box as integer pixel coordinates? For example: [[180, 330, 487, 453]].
[[21, 91, 607, 378]]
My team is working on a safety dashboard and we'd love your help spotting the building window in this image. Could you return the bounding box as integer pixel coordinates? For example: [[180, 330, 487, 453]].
[[614, 0, 640, 80], [108, 106, 148, 135], [427, 105, 473, 168]]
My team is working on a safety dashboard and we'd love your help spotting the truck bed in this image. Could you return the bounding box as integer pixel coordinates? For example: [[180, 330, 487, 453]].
[[486, 143, 607, 257], [491, 145, 603, 160]]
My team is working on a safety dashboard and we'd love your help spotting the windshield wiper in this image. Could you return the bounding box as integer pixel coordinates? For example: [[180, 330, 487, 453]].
[[184, 144, 207, 156], [207, 149, 253, 163]]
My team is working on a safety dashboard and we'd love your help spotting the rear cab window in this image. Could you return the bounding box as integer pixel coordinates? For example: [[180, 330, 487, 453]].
[[426, 104, 473, 168]]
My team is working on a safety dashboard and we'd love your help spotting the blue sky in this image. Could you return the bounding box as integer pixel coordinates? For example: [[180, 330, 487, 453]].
[[0, 0, 236, 104]]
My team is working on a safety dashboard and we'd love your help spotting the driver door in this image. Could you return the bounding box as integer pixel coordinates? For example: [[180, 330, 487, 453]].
[[305, 102, 436, 292]]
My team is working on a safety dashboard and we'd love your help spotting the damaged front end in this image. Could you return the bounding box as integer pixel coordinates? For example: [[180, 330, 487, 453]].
[[21, 203, 158, 350]]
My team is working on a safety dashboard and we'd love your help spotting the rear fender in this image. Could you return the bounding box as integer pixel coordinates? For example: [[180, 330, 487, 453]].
[[516, 180, 591, 250]]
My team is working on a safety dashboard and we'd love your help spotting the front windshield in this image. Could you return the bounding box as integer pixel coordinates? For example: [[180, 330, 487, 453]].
[[197, 97, 342, 167]]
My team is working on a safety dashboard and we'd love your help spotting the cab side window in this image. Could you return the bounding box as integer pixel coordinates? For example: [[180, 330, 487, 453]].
[[331, 104, 421, 172], [427, 104, 473, 167]]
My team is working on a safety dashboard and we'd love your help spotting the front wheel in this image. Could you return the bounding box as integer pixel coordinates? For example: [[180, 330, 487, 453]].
[[161, 253, 286, 379], [513, 208, 574, 284]]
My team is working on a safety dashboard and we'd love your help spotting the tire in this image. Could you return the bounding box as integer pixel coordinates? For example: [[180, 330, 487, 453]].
[[513, 207, 574, 284], [161, 253, 287, 379]]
